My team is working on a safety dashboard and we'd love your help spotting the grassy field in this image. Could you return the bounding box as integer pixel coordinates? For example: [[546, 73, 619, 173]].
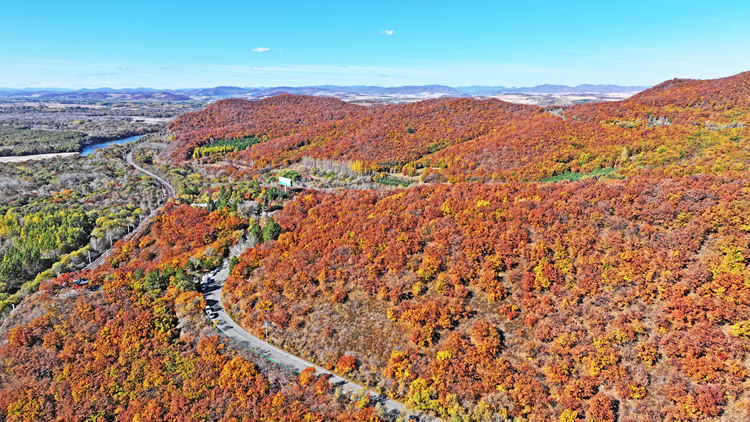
[[540, 166, 618, 182]]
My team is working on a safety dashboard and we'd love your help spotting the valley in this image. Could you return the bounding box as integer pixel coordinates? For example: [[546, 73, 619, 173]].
[[0, 100, 205, 156]]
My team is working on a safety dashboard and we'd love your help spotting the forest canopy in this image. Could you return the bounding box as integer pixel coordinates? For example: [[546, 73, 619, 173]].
[[4, 70, 750, 421]]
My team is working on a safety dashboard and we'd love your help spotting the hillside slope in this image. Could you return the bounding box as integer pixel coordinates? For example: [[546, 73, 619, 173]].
[[205, 72, 750, 420], [8, 71, 748, 421], [168, 72, 750, 183], [226, 176, 750, 420], [167, 95, 361, 160], [0, 203, 383, 421], [234, 97, 538, 170], [569, 71, 750, 125]]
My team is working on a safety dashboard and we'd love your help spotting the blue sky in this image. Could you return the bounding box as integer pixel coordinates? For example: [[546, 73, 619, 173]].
[[1, 0, 749, 88]]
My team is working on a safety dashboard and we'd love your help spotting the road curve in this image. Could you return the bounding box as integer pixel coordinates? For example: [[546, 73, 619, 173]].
[[87, 150, 428, 419], [84, 150, 176, 270], [125, 150, 177, 199], [203, 248, 424, 420]]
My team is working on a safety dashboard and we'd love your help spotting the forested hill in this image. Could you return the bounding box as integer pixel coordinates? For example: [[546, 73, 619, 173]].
[[568, 71, 750, 124], [167, 95, 361, 160], [168, 95, 540, 163], [167, 72, 750, 182], [172, 71, 750, 420], [3, 72, 750, 421]]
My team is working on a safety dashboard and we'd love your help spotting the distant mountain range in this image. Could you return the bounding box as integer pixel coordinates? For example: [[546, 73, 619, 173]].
[[0, 84, 650, 102], [0, 88, 194, 101]]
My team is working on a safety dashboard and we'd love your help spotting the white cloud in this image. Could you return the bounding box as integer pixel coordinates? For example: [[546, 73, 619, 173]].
[[251, 47, 272, 53], [380, 30, 394, 36]]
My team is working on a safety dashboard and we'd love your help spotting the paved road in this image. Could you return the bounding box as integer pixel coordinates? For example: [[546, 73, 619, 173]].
[[89, 151, 427, 419], [84, 150, 176, 270], [125, 150, 177, 198], [203, 245, 423, 420]]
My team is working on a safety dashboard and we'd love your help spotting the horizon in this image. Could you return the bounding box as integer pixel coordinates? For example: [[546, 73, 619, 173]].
[[0, 82, 654, 92], [1, 1, 750, 89]]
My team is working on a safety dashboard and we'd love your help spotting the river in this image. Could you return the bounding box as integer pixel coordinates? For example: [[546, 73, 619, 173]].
[[80, 134, 143, 156], [0, 134, 145, 163]]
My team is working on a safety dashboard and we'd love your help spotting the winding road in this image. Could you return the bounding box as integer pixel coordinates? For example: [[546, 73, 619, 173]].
[[89, 149, 425, 419], [84, 150, 176, 270], [125, 150, 177, 199], [203, 244, 426, 420]]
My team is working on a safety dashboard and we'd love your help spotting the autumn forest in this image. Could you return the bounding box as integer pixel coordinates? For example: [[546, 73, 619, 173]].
[[2, 71, 750, 421]]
